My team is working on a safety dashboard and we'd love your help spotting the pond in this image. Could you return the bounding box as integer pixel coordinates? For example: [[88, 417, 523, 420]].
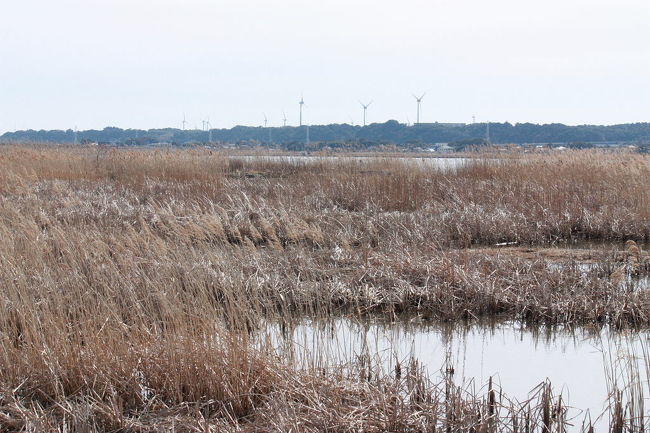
[[260, 318, 650, 430]]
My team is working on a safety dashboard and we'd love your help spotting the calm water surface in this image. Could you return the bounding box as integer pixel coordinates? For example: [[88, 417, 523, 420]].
[[232, 154, 473, 170], [260, 319, 650, 429]]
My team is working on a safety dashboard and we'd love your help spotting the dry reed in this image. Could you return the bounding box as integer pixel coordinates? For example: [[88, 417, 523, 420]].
[[1, 145, 649, 431]]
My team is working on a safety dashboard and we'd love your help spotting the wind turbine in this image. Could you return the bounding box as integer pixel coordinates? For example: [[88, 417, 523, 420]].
[[263, 113, 273, 143], [413, 93, 425, 125], [182, 113, 187, 130], [206, 119, 212, 142], [282, 111, 287, 127], [360, 100, 372, 127], [299, 95, 305, 127]]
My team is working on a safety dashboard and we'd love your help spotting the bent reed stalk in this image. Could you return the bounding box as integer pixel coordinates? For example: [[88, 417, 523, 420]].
[[1, 145, 649, 431]]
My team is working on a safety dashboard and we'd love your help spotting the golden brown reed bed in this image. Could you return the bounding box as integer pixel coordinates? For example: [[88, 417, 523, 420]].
[[2, 145, 648, 242], [0, 145, 649, 431]]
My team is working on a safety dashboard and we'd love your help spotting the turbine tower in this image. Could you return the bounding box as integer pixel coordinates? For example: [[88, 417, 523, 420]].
[[413, 93, 425, 125], [360, 100, 372, 127], [264, 113, 271, 143], [206, 119, 212, 142], [282, 111, 287, 127], [299, 95, 305, 127], [182, 113, 187, 130]]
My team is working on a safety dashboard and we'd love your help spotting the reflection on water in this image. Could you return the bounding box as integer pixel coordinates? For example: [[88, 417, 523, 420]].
[[258, 319, 650, 428]]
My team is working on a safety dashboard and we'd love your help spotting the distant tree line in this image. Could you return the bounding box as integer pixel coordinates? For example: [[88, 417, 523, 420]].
[[2, 121, 649, 148]]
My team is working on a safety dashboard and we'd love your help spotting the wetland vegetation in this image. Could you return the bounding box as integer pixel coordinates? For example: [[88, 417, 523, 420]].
[[0, 146, 649, 432]]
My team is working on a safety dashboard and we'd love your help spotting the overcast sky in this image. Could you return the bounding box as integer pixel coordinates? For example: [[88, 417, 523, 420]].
[[1, 0, 648, 132]]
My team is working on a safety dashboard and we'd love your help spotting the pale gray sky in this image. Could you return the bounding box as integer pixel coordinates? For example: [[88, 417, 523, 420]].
[[1, 0, 648, 132]]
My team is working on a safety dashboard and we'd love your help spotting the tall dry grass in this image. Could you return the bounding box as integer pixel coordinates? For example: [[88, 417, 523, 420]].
[[4, 146, 648, 242], [1, 146, 648, 325], [1, 145, 649, 431]]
